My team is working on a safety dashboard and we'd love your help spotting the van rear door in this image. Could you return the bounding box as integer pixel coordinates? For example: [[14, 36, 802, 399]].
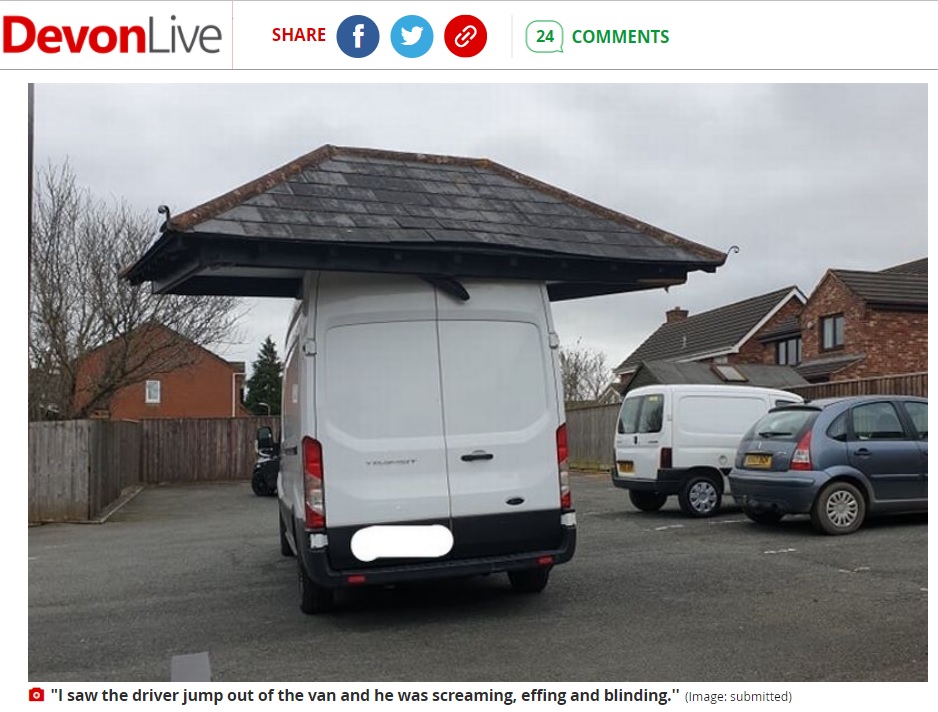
[[437, 282, 563, 558], [316, 275, 451, 569], [615, 391, 667, 480]]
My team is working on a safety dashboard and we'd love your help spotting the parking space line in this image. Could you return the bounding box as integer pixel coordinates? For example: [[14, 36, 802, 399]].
[[171, 652, 212, 682]]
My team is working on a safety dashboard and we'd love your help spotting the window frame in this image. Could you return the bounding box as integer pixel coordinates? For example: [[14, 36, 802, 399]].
[[145, 379, 162, 404], [820, 314, 845, 351]]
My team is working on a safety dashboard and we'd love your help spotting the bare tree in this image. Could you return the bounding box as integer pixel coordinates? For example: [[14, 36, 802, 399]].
[[29, 162, 243, 419], [559, 339, 610, 403]]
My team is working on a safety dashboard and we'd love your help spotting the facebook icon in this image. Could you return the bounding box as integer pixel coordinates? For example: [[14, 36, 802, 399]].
[[337, 15, 379, 58]]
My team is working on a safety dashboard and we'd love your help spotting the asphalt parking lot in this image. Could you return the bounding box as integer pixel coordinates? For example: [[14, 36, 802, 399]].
[[29, 472, 927, 682]]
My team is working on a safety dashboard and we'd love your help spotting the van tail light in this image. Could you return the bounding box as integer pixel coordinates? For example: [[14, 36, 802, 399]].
[[790, 430, 813, 471], [557, 424, 572, 511], [303, 436, 325, 529], [660, 447, 673, 470]]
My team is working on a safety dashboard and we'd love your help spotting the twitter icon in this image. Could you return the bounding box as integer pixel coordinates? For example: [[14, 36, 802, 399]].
[[391, 15, 433, 57]]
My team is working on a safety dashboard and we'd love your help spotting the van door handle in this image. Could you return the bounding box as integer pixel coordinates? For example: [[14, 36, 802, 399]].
[[461, 450, 494, 462], [853, 448, 872, 457]]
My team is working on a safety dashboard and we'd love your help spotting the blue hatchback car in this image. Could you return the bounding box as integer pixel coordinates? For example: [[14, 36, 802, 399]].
[[729, 396, 927, 535]]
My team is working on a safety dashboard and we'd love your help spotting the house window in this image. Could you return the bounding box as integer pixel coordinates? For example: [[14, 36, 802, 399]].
[[145, 380, 162, 404], [821, 314, 845, 350], [775, 337, 802, 366]]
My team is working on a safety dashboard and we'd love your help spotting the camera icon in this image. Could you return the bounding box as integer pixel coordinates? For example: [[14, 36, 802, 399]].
[[29, 688, 45, 702]]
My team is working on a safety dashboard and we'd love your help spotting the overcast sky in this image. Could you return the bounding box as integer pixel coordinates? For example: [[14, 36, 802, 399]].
[[34, 83, 926, 375]]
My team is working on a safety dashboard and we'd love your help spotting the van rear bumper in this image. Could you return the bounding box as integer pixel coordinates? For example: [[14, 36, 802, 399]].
[[300, 522, 576, 589], [610, 468, 692, 495]]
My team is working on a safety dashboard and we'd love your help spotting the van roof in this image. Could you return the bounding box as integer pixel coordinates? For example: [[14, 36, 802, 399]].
[[625, 383, 801, 397], [122, 145, 726, 302]]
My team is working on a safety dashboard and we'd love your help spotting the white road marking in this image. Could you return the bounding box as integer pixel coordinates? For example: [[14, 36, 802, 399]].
[[763, 548, 797, 555], [171, 652, 211, 682], [653, 524, 685, 531], [709, 519, 748, 525]]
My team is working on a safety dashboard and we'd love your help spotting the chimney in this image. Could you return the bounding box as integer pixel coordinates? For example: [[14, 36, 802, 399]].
[[666, 307, 689, 324]]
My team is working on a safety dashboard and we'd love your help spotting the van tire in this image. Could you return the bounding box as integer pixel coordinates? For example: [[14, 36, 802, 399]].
[[508, 567, 551, 593], [678, 474, 722, 518], [279, 514, 294, 557], [298, 559, 335, 614], [628, 490, 667, 512], [811, 481, 865, 535]]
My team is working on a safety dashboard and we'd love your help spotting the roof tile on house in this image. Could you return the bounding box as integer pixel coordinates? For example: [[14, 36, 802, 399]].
[[627, 360, 809, 392], [881, 258, 927, 275], [796, 352, 865, 381], [833, 268, 927, 309], [614, 286, 802, 373]]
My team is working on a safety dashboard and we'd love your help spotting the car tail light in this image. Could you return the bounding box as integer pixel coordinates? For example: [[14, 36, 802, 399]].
[[790, 430, 813, 471], [557, 424, 572, 510], [660, 447, 673, 469], [303, 436, 325, 528]]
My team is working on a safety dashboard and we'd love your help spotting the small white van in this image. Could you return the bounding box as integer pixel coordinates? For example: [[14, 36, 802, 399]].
[[271, 272, 576, 613], [611, 384, 802, 517]]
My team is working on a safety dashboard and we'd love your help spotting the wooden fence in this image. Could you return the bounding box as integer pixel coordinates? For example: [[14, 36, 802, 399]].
[[29, 416, 277, 523], [564, 372, 928, 472], [788, 372, 927, 400], [29, 420, 142, 523]]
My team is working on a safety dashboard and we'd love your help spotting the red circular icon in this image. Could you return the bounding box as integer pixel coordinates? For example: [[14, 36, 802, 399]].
[[444, 15, 487, 57]]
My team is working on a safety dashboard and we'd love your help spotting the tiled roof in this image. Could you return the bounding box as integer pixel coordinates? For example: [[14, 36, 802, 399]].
[[881, 258, 927, 275], [833, 269, 927, 309], [627, 360, 809, 392], [123, 145, 726, 301], [614, 287, 803, 373], [796, 353, 865, 381]]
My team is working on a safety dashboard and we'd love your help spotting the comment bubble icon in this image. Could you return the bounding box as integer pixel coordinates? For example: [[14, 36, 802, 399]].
[[526, 21, 563, 53]]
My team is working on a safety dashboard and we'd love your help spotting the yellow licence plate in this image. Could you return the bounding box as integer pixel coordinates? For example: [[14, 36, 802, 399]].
[[617, 461, 634, 475], [744, 454, 773, 469]]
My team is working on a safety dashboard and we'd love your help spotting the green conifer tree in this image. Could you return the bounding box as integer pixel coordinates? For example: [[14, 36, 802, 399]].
[[245, 336, 283, 415]]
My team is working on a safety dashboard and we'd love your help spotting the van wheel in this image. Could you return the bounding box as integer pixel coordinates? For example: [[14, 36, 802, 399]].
[[629, 490, 667, 512], [742, 506, 783, 526], [678, 475, 722, 517], [508, 567, 551, 593], [298, 559, 335, 614], [811, 482, 865, 535], [279, 514, 294, 557]]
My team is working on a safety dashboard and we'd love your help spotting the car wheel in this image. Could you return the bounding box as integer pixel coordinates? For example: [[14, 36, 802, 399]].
[[279, 514, 294, 557], [298, 559, 335, 614], [742, 506, 783, 525], [628, 490, 668, 512], [508, 567, 551, 593], [678, 474, 722, 517], [811, 481, 866, 535]]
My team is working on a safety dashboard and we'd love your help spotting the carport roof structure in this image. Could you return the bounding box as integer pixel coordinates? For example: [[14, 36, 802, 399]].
[[122, 145, 727, 301]]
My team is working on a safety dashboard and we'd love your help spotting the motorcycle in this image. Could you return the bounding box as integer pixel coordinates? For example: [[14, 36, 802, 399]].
[[251, 443, 280, 497]]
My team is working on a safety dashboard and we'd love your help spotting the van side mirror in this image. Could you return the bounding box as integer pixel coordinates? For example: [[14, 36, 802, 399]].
[[256, 426, 274, 452]]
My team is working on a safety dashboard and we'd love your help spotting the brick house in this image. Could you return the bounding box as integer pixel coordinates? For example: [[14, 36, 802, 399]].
[[73, 323, 249, 419], [611, 286, 807, 393], [796, 259, 927, 383]]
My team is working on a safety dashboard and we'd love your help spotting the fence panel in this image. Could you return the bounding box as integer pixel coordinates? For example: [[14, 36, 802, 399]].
[[28, 420, 92, 522], [789, 372, 927, 400], [141, 416, 278, 484], [566, 403, 620, 471]]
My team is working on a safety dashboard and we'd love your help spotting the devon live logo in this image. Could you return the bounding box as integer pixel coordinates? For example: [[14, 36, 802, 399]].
[[2, 14, 223, 53]]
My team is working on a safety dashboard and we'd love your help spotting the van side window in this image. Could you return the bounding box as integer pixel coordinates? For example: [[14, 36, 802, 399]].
[[901, 401, 927, 441], [618, 394, 663, 434]]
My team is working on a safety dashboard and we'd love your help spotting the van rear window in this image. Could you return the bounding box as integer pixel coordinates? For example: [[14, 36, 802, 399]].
[[619, 394, 663, 434]]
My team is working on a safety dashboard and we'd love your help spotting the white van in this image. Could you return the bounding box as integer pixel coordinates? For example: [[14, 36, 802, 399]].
[[272, 272, 576, 613], [611, 384, 802, 517]]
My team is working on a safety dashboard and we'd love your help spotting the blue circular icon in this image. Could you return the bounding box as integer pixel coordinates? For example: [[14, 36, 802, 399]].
[[336, 15, 379, 58], [390, 15, 434, 58]]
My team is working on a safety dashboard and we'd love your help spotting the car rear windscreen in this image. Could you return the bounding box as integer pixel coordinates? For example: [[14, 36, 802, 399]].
[[746, 409, 818, 442]]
